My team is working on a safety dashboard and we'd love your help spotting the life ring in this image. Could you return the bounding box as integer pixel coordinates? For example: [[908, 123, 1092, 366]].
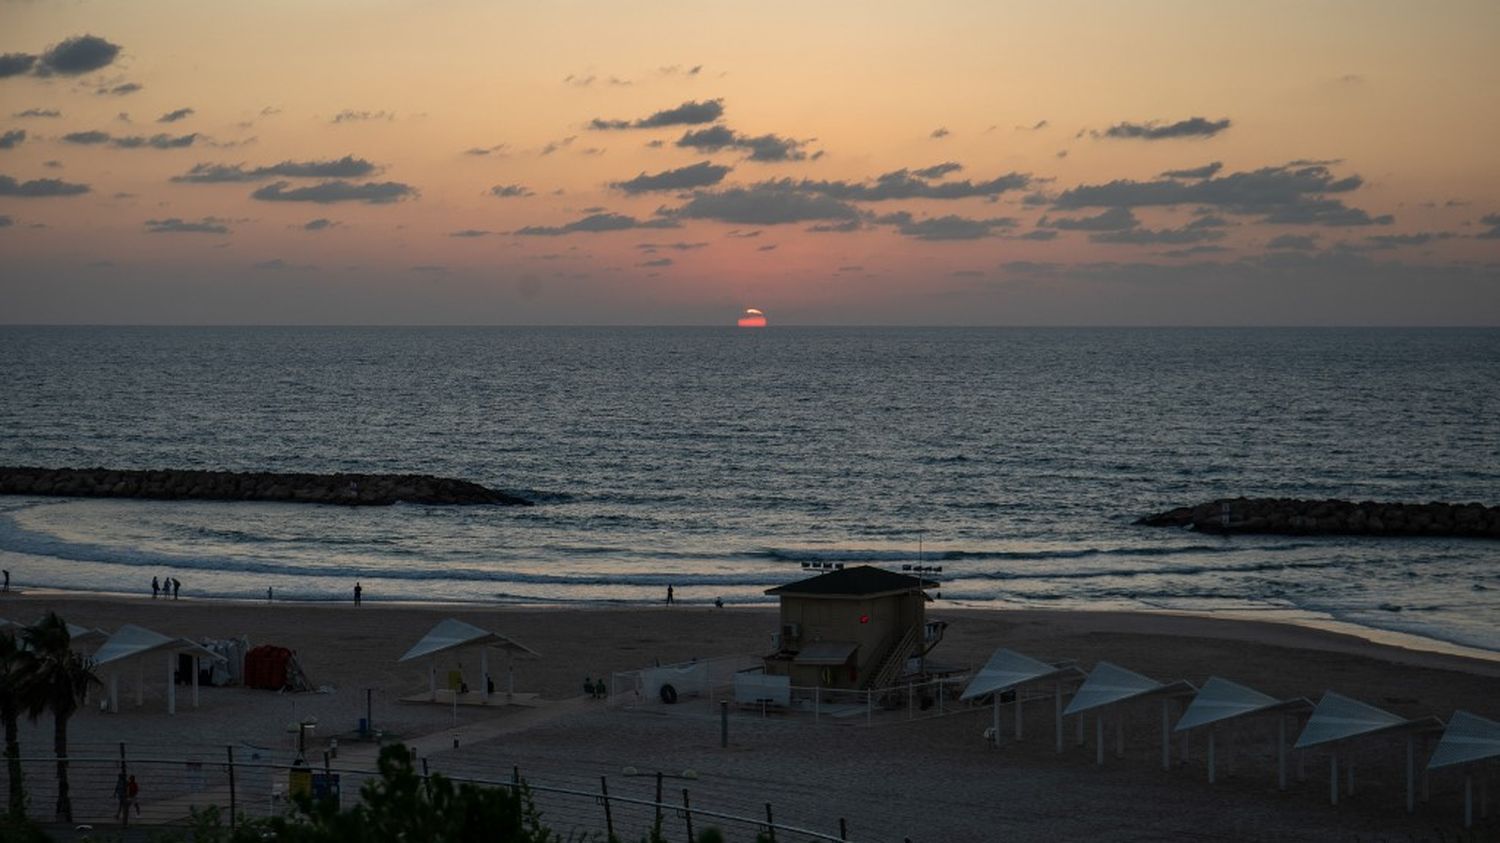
[[659, 684, 678, 704], [820, 667, 832, 685]]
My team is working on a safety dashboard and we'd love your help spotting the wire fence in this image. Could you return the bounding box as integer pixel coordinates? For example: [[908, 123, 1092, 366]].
[[1, 749, 853, 842]]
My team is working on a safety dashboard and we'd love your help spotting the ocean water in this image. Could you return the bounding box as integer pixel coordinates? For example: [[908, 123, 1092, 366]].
[[1, 326, 1497, 652]]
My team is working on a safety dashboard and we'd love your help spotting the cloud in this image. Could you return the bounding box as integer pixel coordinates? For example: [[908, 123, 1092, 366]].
[[1365, 232, 1452, 249], [930, 127, 950, 139], [1100, 117, 1231, 140], [331, 110, 393, 123], [173, 156, 378, 183], [636, 241, 708, 251], [251, 258, 317, 271], [807, 219, 862, 233], [39, 35, 122, 75], [301, 218, 337, 231], [464, 143, 507, 156], [912, 162, 963, 180], [613, 161, 732, 194], [157, 108, 195, 123], [676, 126, 807, 162], [1041, 207, 1139, 231], [513, 212, 680, 236], [1161, 162, 1223, 179], [449, 229, 493, 238], [1477, 214, 1500, 240], [0, 54, 37, 78], [658, 64, 704, 76], [639, 257, 674, 267], [666, 183, 862, 225], [96, 82, 142, 96], [1267, 234, 1318, 250], [795, 168, 1030, 201], [1160, 245, 1230, 257], [13, 108, 61, 118], [1020, 229, 1058, 241], [144, 217, 230, 234], [1016, 120, 1049, 131], [0, 215, 11, 227], [590, 99, 724, 130], [489, 184, 534, 198], [251, 180, 416, 204], [63, 130, 198, 149], [877, 211, 1017, 240], [1090, 225, 1227, 245], [540, 136, 576, 156], [0, 130, 24, 150], [0, 174, 90, 197], [1055, 162, 1390, 226]]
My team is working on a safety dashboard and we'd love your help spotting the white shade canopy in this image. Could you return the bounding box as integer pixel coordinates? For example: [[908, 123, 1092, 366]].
[[1427, 710, 1500, 770], [93, 624, 222, 667], [960, 647, 1082, 701], [1175, 677, 1313, 732], [1063, 661, 1194, 716], [399, 618, 538, 663], [1293, 691, 1440, 749]]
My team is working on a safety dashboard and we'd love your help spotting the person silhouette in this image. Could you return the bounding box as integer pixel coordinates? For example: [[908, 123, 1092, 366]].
[[152, 576, 160, 599], [354, 582, 362, 606], [666, 585, 674, 605]]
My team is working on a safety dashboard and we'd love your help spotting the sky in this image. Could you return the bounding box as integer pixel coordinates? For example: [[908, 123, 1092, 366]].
[[1, 0, 1498, 325]]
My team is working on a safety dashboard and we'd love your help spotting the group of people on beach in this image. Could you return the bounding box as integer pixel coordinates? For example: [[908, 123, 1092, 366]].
[[151, 576, 181, 600]]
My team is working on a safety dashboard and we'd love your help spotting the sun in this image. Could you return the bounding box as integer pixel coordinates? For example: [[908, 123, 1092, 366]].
[[737, 307, 768, 328]]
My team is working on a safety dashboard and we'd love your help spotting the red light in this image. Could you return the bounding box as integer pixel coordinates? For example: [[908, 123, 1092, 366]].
[[859, 614, 869, 624]]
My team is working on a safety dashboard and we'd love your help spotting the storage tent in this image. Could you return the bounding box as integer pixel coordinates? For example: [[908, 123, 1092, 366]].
[[93, 624, 225, 715], [1174, 677, 1313, 788], [1294, 691, 1444, 809], [1063, 661, 1195, 768], [399, 618, 538, 703], [960, 648, 1084, 752], [1427, 710, 1500, 828]]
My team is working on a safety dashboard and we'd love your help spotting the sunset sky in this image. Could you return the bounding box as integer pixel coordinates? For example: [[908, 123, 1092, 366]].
[[2, 0, 1497, 324]]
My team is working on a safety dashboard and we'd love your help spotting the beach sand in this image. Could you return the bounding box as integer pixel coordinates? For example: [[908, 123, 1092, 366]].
[[2, 590, 1496, 841]]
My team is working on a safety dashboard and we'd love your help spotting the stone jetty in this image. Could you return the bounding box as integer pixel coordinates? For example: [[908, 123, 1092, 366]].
[[1137, 497, 1499, 538], [0, 466, 531, 507]]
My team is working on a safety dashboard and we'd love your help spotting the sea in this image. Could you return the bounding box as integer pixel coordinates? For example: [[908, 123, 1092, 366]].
[[1, 326, 1497, 654]]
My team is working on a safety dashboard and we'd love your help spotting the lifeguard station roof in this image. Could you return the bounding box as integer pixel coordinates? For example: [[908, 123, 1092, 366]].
[[399, 618, 538, 662], [765, 565, 937, 599], [93, 624, 222, 667]]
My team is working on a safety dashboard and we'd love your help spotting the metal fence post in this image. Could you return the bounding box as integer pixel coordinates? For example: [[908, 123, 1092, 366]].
[[839, 817, 848, 840], [721, 699, 728, 748], [681, 787, 694, 841], [765, 802, 777, 842], [118, 741, 128, 829], [599, 776, 615, 838], [654, 771, 664, 830], [226, 745, 237, 832]]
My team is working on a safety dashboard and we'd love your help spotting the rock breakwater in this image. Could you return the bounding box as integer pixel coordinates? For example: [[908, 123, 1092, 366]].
[[1137, 497, 1499, 538], [0, 466, 531, 507]]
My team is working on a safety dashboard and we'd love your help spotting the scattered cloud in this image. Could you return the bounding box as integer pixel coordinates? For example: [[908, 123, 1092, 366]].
[[613, 161, 732, 194], [636, 241, 708, 251], [62, 130, 198, 149], [951, 269, 985, 277], [144, 216, 230, 234], [449, 229, 494, 238], [795, 168, 1029, 201], [1477, 214, 1500, 240], [1016, 120, 1049, 131], [1099, 117, 1231, 140], [513, 212, 680, 236], [912, 162, 963, 180], [1090, 225, 1227, 245], [96, 82, 142, 97], [0, 174, 90, 197], [877, 211, 1017, 240], [563, 73, 596, 87], [13, 108, 61, 118], [2, 35, 123, 79], [157, 107, 195, 123], [489, 184, 535, 198], [930, 127, 950, 139], [658, 64, 704, 76], [756, 244, 777, 251], [666, 183, 861, 225], [1041, 207, 1139, 231], [638, 257, 674, 267], [1160, 245, 1230, 257], [676, 125, 807, 162], [173, 156, 378, 183], [464, 143, 507, 157], [1020, 229, 1058, 241], [1161, 162, 1223, 179], [0, 130, 25, 150], [251, 258, 316, 271], [540, 136, 576, 156], [301, 218, 337, 231], [1365, 232, 1452, 249], [251, 180, 416, 204], [331, 110, 393, 123], [0, 54, 36, 78], [590, 99, 724, 130], [1268, 234, 1318, 250], [807, 219, 862, 233]]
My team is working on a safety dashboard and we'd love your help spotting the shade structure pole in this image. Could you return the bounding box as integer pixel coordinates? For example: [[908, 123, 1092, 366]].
[[1465, 772, 1473, 829], [1160, 699, 1170, 771], [1330, 752, 1338, 805], [1014, 689, 1023, 741], [1096, 715, 1104, 766], [1208, 729, 1216, 784], [166, 652, 176, 715], [1115, 712, 1124, 759], [1405, 733, 1415, 813], [1347, 761, 1355, 797], [429, 658, 436, 702], [992, 695, 1000, 749], [110, 671, 119, 713], [480, 649, 489, 703], [136, 659, 144, 706], [1277, 718, 1287, 791], [1054, 683, 1063, 754], [1076, 712, 1084, 746], [192, 655, 200, 707]]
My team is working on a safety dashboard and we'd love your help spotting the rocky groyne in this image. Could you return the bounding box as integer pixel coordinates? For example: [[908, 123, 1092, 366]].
[[1138, 497, 1499, 538], [0, 466, 531, 507]]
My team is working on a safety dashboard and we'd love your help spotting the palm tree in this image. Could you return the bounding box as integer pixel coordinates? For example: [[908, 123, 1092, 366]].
[[18, 613, 99, 822], [0, 629, 26, 817]]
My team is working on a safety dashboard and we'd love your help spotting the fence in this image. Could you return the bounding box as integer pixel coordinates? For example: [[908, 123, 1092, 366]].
[[1, 748, 852, 842]]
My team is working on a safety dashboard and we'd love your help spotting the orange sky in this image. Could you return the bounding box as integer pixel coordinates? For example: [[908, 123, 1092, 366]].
[[1, 0, 1497, 324]]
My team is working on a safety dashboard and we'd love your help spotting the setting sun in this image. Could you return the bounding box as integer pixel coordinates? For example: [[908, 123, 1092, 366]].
[[737, 308, 767, 328]]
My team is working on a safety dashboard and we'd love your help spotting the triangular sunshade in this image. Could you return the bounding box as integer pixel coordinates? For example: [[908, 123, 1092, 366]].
[[93, 624, 177, 666], [1175, 677, 1281, 732], [400, 618, 537, 662], [1063, 662, 1163, 715], [1294, 692, 1407, 749], [961, 648, 1074, 701], [1427, 710, 1500, 769]]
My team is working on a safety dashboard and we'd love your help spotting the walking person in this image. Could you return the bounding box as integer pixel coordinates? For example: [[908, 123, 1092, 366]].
[[2, 569, 9, 592], [113, 771, 129, 821], [354, 582, 362, 606], [665, 584, 674, 605], [152, 576, 160, 599], [127, 774, 140, 816], [172, 578, 181, 600]]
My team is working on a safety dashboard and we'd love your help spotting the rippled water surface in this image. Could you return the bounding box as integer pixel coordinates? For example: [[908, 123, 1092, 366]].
[[1, 327, 1496, 650]]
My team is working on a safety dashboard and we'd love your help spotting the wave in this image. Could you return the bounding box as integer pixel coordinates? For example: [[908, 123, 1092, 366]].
[[754, 542, 1318, 564]]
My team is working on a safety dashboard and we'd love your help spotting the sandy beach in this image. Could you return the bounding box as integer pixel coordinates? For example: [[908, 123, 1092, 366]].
[[3, 589, 1497, 841]]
